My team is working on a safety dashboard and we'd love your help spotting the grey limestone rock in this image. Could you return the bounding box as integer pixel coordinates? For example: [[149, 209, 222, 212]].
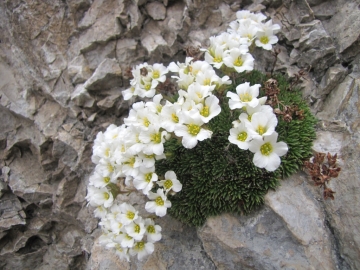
[[0, 0, 360, 269], [146, 2, 167, 20], [84, 58, 122, 91]]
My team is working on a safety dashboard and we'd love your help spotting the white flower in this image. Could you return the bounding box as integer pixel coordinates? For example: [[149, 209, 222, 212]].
[[245, 111, 278, 140], [236, 10, 255, 21], [172, 70, 195, 90], [174, 114, 212, 149], [187, 83, 212, 103], [99, 219, 112, 232], [146, 94, 163, 114], [227, 82, 261, 110], [119, 152, 140, 178], [114, 244, 130, 262], [238, 101, 272, 123], [133, 167, 158, 195], [119, 203, 139, 225], [157, 171, 182, 194], [125, 106, 159, 130], [110, 219, 124, 234], [95, 159, 121, 178], [125, 217, 146, 241], [149, 63, 168, 83], [205, 45, 227, 69], [249, 132, 288, 171], [255, 29, 279, 50], [144, 218, 162, 243], [86, 186, 114, 208], [223, 48, 254, 73], [119, 233, 135, 248], [196, 95, 221, 123], [136, 152, 165, 168], [123, 85, 136, 100], [160, 102, 183, 132], [89, 171, 115, 188], [168, 57, 193, 73], [195, 69, 219, 90], [129, 241, 154, 261], [139, 125, 168, 155], [94, 206, 108, 219], [145, 189, 172, 217], [228, 122, 252, 150], [98, 233, 113, 247]]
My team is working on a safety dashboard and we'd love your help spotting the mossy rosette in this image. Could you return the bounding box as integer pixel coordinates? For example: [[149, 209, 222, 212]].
[[155, 70, 317, 227]]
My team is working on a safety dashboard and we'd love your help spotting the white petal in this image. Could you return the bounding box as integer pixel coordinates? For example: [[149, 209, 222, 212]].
[[253, 152, 268, 168], [274, 141, 288, 156], [182, 136, 198, 149], [156, 206, 168, 217], [265, 153, 281, 171], [145, 202, 157, 213]]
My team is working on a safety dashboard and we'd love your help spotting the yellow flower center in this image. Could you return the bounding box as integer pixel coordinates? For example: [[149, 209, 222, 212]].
[[256, 125, 267, 135], [135, 134, 141, 143], [125, 234, 133, 240], [143, 117, 150, 127], [164, 179, 173, 189], [127, 211, 135, 220], [188, 124, 201, 136], [145, 173, 153, 183], [150, 132, 162, 143], [104, 192, 110, 200], [184, 66, 190, 74], [213, 56, 222, 63], [145, 84, 151, 91], [145, 154, 155, 159], [234, 57, 244, 67], [239, 92, 252, 102], [156, 105, 162, 113], [105, 148, 110, 157], [260, 142, 273, 156], [134, 224, 140, 233], [172, 113, 179, 123], [260, 36, 269, 44], [125, 157, 136, 168], [147, 225, 155, 234], [104, 177, 110, 183], [115, 244, 123, 252], [107, 163, 114, 173], [153, 70, 160, 79], [200, 106, 210, 117], [155, 196, 164, 206], [203, 78, 211, 85], [134, 241, 145, 251], [237, 132, 248, 142]]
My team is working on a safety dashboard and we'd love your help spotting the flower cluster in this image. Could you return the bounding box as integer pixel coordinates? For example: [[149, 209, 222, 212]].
[[86, 10, 288, 262], [123, 63, 168, 100], [86, 116, 182, 260], [96, 202, 161, 261], [227, 82, 288, 171], [204, 10, 280, 73]]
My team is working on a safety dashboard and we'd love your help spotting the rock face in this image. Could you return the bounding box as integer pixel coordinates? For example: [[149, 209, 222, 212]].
[[0, 0, 360, 269]]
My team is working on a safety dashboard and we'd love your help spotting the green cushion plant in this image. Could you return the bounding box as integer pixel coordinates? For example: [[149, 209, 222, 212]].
[[156, 70, 317, 226]]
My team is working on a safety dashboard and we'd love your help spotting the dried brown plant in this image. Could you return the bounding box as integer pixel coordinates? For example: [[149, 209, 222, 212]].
[[303, 151, 341, 200]]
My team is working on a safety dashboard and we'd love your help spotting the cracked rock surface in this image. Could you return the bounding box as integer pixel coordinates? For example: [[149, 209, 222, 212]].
[[0, 0, 360, 269]]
